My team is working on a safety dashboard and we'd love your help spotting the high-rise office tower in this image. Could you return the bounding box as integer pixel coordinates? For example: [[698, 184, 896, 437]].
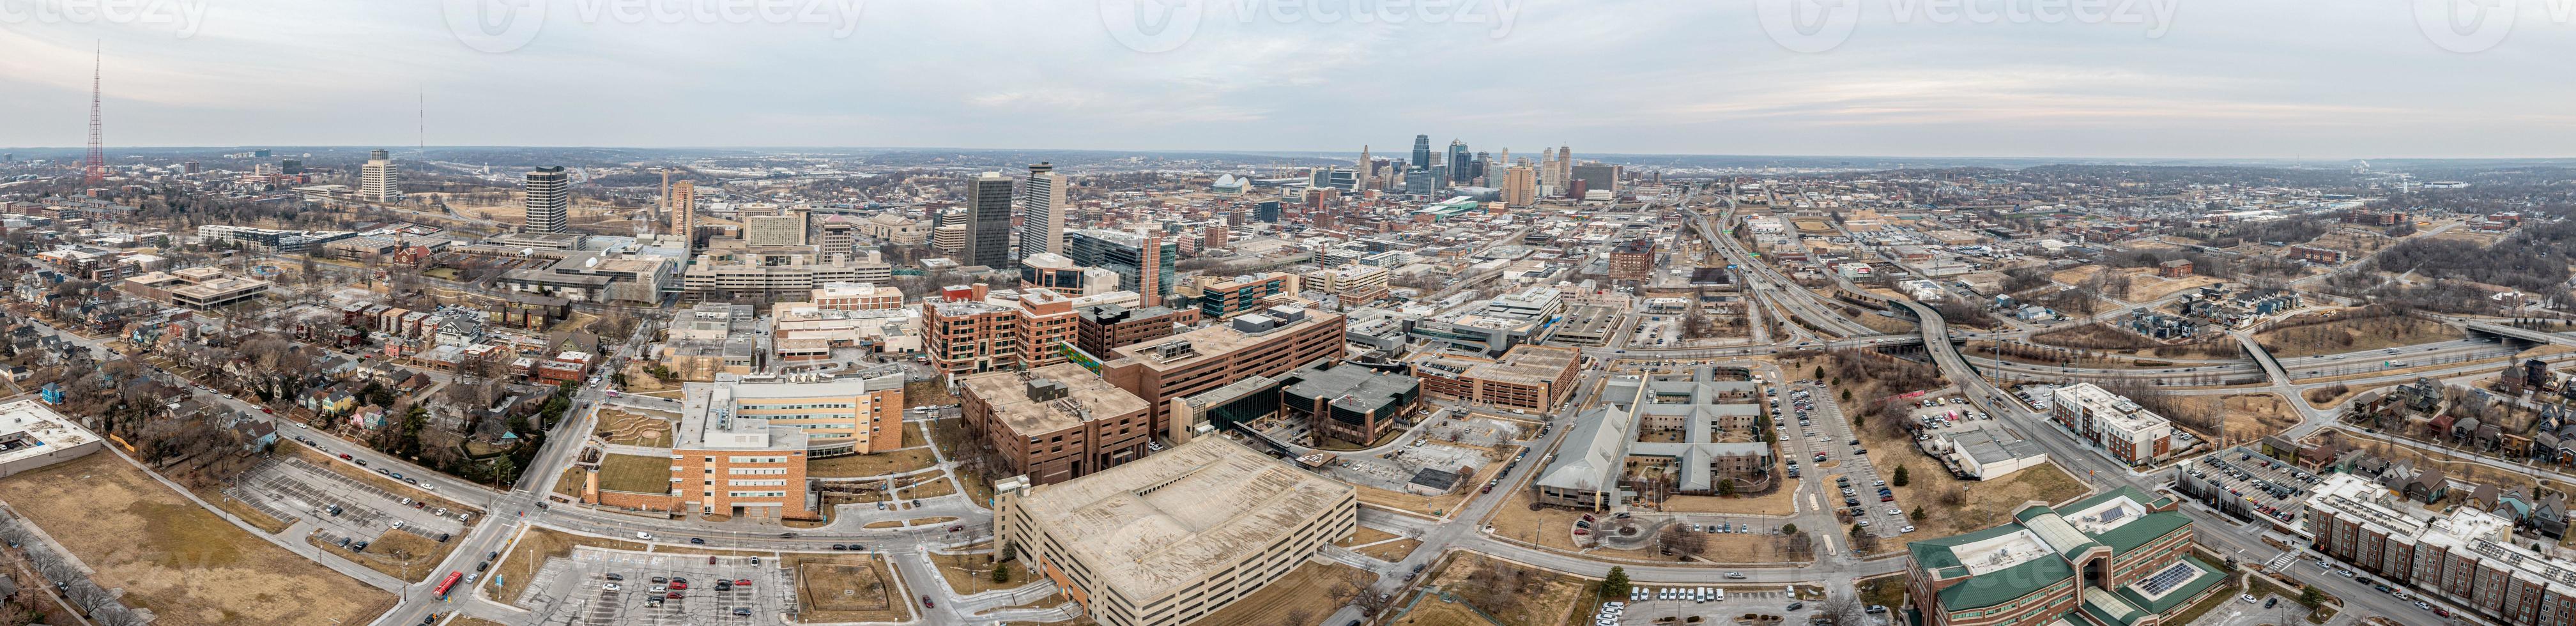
[[524, 166, 570, 233], [1502, 164, 1536, 207], [668, 179, 696, 247], [1448, 141, 1472, 183], [1473, 151, 1490, 182], [1018, 162, 1068, 259], [1411, 135, 1432, 171], [359, 149, 402, 202], [1065, 229, 1178, 307], [967, 171, 1015, 268], [1555, 143, 1574, 188], [1356, 146, 1372, 192], [1539, 148, 1561, 190], [1404, 169, 1435, 195]]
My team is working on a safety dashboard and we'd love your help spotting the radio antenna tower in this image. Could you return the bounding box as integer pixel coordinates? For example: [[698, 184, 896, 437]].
[[84, 42, 105, 185], [417, 91, 425, 154]]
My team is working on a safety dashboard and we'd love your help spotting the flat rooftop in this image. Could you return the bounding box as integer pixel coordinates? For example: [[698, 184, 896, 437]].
[[1462, 344, 1580, 386], [676, 379, 816, 451], [0, 401, 96, 465], [1110, 307, 1342, 371], [1016, 436, 1354, 605], [958, 363, 1149, 436]]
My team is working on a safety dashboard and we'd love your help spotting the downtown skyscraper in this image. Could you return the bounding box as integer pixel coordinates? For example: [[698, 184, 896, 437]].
[[359, 149, 402, 202], [1411, 135, 1432, 171], [1017, 162, 1068, 259], [966, 171, 1015, 268], [524, 166, 570, 233]]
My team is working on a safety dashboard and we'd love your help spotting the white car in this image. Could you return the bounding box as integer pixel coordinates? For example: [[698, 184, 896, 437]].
[[604, 583, 622, 592], [636, 531, 654, 540]]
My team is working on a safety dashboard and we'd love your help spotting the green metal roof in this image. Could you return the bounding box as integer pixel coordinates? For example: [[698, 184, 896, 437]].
[[2095, 511, 2191, 555], [2113, 556, 2227, 615], [1933, 557, 2075, 610]]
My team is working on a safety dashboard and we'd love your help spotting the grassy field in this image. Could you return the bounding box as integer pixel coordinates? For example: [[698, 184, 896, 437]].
[[597, 453, 674, 494], [1198, 561, 1370, 626], [808, 448, 940, 478], [2170, 393, 2300, 445], [1422, 553, 1590, 626], [487, 527, 648, 606], [2256, 315, 2458, 358], [310, 530, 456, 582], [0, 454, 394, 625], [791, 554, 912, 623], [928, 546, 1007, 596], [1871, 457, 2089, 540]]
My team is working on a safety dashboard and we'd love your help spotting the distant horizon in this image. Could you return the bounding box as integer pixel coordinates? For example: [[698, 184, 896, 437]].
[[8, 144, 2569, 167]]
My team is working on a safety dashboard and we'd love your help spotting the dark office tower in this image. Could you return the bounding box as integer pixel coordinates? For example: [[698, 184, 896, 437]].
[[1411, 135, 1432, 171], [1473, 151, 1490, 181], [966, 171, 1015, 268], [1065, 229, 1178, 306], [1448, 140, 1472, 183], [524, 166, 571, 233], [280, 159, 302, 174], [1255, 200, 1282, 223]]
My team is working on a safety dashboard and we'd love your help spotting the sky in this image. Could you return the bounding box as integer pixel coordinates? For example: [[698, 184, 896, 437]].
[[2, 0, 2573, 159]]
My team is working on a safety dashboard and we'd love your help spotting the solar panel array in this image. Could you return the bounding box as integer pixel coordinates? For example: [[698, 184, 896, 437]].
[[2100, 507, 2126, 523], [2138, 561, 2197, 595]]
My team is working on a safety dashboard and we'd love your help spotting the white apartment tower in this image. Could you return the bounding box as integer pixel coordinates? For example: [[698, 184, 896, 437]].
[[525, 166, 571, 234], [359, 149, 402, 202], [1017, 162, 1068, 259]]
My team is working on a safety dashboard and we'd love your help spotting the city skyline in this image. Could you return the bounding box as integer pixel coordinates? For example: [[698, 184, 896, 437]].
[[4, 1, 2576, 158]]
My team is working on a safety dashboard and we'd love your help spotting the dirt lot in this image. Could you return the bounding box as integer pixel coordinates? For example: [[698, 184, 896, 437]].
[[1417, 553, 1590, 626], [929, 544, 1008, 595], [1199, 561, 1372, 626], [791, 554, 912, 624], [1392, 596, 1493, 626], [490, 526, 648, 605], [2129, 273, 2226, 302], [2256, 315, 2458, 358], [0, 454, 394, 625], [310, 529, 455, 582], [1358, 538, 1423, 561], [594, 408, 675, 447]]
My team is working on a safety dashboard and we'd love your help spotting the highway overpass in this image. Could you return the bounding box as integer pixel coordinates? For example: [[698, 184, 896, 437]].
[[2465, 321, 2576, 347]]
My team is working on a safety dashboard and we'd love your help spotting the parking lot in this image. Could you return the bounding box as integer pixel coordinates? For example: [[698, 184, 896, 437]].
[[519, 547, 795, 625], [1611, 585, 1818, 623], [2177, 446, 2318, 527], [227, 456, 474, 543], [1788, 383, 1909, 538]]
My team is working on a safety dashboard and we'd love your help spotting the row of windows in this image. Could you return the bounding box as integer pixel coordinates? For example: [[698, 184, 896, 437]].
[[729, 468, 788, 475], [729, 479, 788, 487]]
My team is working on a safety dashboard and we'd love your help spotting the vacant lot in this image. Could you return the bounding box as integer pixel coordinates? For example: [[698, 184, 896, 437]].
[[0, 454, 392, 625], [930, 544, 1006, 595], [1422, 553, 1590, 626], [1872, 457, 2088, 540], [2129, 273, 2225, 301], [1356, 445, 1512, 519], [1200, 561, 1371, 626], [792, 554, 912, 623], [2256, 315, 2457, 358], [1392, 595, 1496, 626], [2167, 393, 2301, 445], [1358, 538, 1423, 561]]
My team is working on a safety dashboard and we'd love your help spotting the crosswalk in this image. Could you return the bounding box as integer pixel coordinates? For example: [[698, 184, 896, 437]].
[[2264, 551, 2298, 572]]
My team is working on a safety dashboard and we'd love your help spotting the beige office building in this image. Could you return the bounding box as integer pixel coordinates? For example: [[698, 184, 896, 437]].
[[709, 373, 907, 457], [993, 436, 1357, 626]]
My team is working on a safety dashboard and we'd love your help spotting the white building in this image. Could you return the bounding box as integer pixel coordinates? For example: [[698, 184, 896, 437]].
[[2048, 383, 2174, 466], [359, 149, 402, 202]]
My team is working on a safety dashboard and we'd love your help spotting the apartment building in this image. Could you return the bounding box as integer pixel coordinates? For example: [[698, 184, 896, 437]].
[[992, 436, 1357, 626], [2304, 473, 2576, 626], [1409, 344, 1582, 412], [1906, 487, 2221, 626], [958, 363, 1154, 485], [1100, 306, 1347, 439], [920, 285, 1143, 375], [1306, 265, 1391, 307], [1609, 238, 1656, 280], [2050, 383, 2175, 466], [1074, 303, 1197, 358]]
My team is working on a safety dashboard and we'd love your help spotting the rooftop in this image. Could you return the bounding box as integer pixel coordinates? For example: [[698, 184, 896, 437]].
[[1110, 306, 1342, 371], [1013, 436, 1354, 606], [0, 401, 96, 467], [1460, 344, 1580, 386], [958, 363, 1151, 435]]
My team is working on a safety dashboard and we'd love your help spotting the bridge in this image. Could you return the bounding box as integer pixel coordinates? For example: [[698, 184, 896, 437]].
[[2234, 333, 2291, 386], [2465, 321, 2576, 347]]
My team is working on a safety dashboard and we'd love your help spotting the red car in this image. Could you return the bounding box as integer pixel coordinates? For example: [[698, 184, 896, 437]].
[[339, 454, 353, 460], [666, 591, 682, 599], [670, 582, 687, 590], [733, 579, 751, 586]]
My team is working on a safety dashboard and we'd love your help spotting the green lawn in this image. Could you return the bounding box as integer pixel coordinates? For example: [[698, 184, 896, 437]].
[[597, 454, 673, 494]]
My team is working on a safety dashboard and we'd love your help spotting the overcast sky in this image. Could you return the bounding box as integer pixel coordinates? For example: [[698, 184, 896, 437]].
[[2, 0, 2572, 158]]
